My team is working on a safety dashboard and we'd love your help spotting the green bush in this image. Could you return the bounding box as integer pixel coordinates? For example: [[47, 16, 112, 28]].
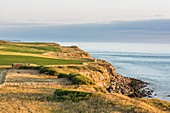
[[39, 67, 58, 76], [58, 73, 69, 78], [58, 73, 95, 85], [53, 89, 93, 101], [71, 74, 94, 85], [19, 66, 41, 70], [19, 66, 58, 76]]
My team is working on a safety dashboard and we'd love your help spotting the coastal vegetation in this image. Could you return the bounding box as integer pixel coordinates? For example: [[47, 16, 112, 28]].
[[58, 73, 95, 85], [0, 40, 169, 113], [53, 88, 94, 101]]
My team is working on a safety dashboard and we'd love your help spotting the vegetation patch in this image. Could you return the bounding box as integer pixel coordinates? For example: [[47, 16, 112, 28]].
[[0, 55, 84, 65], [58, 73, 95, 85], [53, 88, 94, 101], [94, 86, 106, 93], [0, 44, 44, 54], [39, 67, 58, 76], [70, 45, 78, 48], [67, 66, 89, 70], [141, 98, 170, 112], [26, 46, 61, 52], [0, 44, 61, 54], [19, 66, 58, 76]]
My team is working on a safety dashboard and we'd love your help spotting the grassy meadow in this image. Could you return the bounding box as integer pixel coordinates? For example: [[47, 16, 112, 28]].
[[0, 55, 85, 65], [0, 44, 61, 54]]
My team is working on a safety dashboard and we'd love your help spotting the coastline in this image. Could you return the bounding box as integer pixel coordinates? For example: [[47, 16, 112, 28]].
[[0, 40, 170, 112], [59, 42, 170, 102]]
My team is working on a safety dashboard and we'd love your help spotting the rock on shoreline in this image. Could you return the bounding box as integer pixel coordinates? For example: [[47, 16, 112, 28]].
[[86, 59, 154, 98]]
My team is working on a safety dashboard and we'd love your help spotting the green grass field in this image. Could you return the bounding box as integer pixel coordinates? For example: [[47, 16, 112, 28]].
[[0, 55, 84, 65], [0, 44, 61, 54]]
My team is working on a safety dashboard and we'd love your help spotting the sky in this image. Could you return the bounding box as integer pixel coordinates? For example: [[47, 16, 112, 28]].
[[1, 19, 170, 43], [1, 0, 170, 24], [1, 0, 170, 43]]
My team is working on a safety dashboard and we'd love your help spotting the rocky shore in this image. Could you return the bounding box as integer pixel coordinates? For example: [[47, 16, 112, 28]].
[[81, 59, 154, 98]]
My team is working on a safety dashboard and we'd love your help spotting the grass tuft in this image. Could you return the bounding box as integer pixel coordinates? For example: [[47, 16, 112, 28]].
[[53, 88, 94, 101]]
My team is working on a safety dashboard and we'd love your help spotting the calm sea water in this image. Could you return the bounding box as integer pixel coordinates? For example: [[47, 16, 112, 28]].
[[60, 42, 170, 102]]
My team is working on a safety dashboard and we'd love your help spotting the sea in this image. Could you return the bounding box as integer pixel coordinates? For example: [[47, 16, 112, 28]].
[[59, 42, 170, 102]]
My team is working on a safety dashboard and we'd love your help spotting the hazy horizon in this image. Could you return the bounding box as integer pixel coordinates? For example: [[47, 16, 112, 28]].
[[1, 19, 170, 43]]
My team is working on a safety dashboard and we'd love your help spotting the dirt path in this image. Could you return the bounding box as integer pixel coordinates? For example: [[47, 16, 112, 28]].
[[0, 69, 7, 84]]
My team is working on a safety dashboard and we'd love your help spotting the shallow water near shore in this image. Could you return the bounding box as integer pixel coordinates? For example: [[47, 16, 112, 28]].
[[60, 42, 170, 102]]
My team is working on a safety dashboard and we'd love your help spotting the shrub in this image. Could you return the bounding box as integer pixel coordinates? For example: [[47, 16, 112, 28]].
[[39, 67, 58, 76], [71, 74, 94, 85], [70, 45, 78, 48], [19, 66, 58, 76], [58, 73, 69, 78], [19, 66, 41, 70], [53, 89, 93, 101], [58, 73, 95, 85]]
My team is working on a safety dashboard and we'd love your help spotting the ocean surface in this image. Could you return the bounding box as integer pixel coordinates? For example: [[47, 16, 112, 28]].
[[59, 42, 170, 102]]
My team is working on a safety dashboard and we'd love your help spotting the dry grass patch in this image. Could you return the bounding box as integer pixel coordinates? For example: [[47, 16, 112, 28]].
[[5, 70, 71, 86]]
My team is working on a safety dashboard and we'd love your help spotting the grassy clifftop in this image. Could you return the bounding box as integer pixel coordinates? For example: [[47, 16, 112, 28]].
[[0, 40, 92, 66], [0, 40, 169, 113]]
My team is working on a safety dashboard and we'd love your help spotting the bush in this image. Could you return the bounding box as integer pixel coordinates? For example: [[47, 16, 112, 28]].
[[70, 45, 78, 48], [58, 73, 95, 85], [58, 73, 69, 78], [53, 89, 93, 101], [19, 66, 41, 70], [19, 66, 58, 76], [71, 74, 94, 85], [39, 67, 58, 76]]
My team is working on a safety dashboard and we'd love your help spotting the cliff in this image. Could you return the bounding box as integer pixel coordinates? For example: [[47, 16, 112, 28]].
[[0, 40, 169, 113], [0, 40, 153, 97], [55, 58, 151, 97]]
